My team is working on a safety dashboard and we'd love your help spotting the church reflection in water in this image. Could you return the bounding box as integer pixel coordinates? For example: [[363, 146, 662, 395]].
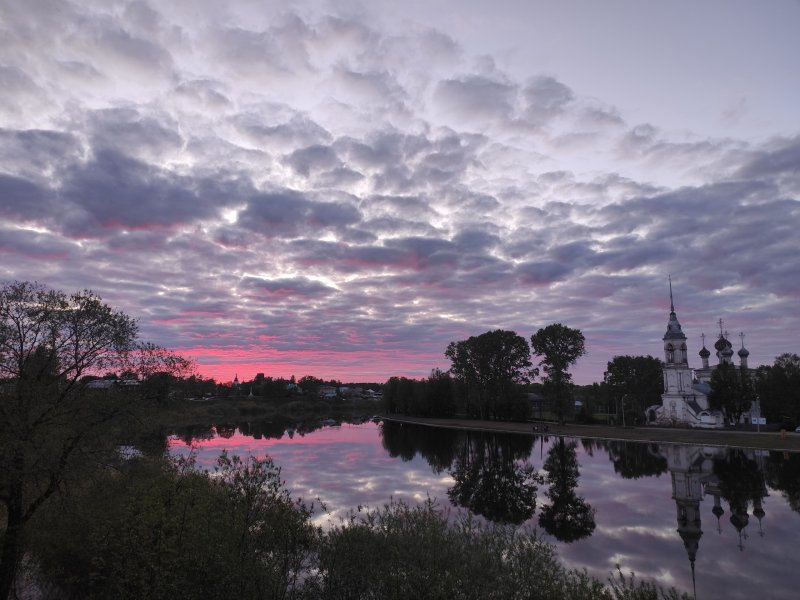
[[659, 444, 769, 594]]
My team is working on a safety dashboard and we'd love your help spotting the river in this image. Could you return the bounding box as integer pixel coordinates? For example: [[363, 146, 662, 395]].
[[169, 419, 800, 599]]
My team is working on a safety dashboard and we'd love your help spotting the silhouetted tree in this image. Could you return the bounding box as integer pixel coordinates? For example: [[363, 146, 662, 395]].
[[709, 362, 754, 426], [530, 324, 586, 425], [445, 329, 533, 420], [755, 353, 800, 426], [0, 281, 190, 598], [604, 355, 662, 425]]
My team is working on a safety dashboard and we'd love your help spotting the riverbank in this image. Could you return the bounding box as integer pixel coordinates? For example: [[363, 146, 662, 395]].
[[382, 415, 800, 452]]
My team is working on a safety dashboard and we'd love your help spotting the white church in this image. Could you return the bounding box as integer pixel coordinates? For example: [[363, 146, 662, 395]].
[[647, 283, 759, 428]]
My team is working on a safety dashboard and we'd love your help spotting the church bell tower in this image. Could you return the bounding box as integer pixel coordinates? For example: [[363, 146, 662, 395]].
[[661, 278, 695, 421]]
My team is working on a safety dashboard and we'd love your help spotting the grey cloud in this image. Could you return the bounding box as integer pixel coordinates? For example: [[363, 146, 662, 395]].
[[175, 79, 231, 107], [231, 111, 332, 150], [331, 65, 409, 111], [522, 75, 574, 125], [57, 60, 103, 81], [434, 75, 516, 121], [88, 22, 175, 80], [361, 216, 440, 238], [59, 148, 242, 235], [736, 135, 800, 182], [240, 275, 334, 299], [0, 66, 51, 118], [213, 18, 313, 78], [0, 226, 75, 259], [238, 189, 362, 238], [85, 108, 183, 159], [314, 167, 365, 187], [285, 145, 342, 177], [0, 128, 81, 182], [452, 227, 501, 252], [0, 174, 54, 222], [288, 240, 409, 271]]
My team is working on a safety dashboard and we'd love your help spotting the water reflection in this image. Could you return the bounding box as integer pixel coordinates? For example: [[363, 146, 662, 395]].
[[539, 438, 595, 543], [170, 420, 800, 599]]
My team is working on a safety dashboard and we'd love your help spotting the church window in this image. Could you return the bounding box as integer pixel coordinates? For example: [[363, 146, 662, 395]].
[[666, 344, 674, 362]]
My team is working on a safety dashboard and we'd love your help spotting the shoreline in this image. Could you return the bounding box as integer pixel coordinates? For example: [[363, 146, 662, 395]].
[[382, 415, 800, 452]]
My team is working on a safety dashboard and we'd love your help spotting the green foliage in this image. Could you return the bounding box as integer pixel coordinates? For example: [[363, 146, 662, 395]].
[[604, 356, 663, 425], [531, 324, 586, 425], [382, 370, 456, 418], [25, 451, 693, 600], [29, 453, 317, 600], [317, 500, 595, 600], [445, 329, 533, 420], [607, 568, 692, 600], [755, 353, 800, 425], [708, 362, 754, 424]]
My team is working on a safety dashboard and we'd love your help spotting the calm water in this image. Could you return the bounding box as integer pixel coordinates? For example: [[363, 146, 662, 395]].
[[169, 420, 800, 599]]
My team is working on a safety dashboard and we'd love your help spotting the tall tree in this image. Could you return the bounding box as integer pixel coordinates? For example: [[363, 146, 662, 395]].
[[445, 329, 533, 420], [708, 362, 754, 426], [755, 353, 800, 425], [604, 355, 663, 425], [530, 324, 586, 425], [0, 281, 188, 599]]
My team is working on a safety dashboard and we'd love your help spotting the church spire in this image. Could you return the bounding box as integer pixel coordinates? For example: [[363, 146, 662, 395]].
[[669, 274, 675, 313]]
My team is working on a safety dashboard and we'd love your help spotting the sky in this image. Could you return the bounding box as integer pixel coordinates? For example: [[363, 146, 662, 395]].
[[1, 0, 799, 384]]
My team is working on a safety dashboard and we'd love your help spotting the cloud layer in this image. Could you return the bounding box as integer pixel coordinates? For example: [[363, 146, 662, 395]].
[[1, 0, 798, 382]]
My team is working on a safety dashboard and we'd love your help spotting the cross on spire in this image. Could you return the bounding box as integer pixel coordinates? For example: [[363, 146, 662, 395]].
[[701, 333, 706, 347], [739, 332, 746, 348], [718, 318, 725, 336]]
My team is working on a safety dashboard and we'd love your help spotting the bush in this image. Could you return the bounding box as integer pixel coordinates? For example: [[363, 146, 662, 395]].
[[27, 457, 691, 600]]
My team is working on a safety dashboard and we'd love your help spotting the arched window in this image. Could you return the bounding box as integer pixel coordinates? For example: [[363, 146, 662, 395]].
[[680, 343, 687, 363], [666, 343, 674, 363]]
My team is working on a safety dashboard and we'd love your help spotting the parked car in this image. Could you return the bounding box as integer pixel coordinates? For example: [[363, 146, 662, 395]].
[[795, 426, 800, 433]]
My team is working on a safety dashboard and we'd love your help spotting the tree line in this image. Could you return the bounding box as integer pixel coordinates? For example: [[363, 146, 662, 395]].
[[385, 325, 587, 423]]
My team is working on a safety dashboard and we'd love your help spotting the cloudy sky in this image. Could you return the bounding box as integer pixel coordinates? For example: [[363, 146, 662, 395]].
[[2, 0, 799, 384]]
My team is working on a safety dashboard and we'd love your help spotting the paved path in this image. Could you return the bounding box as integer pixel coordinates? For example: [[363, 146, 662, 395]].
[[383, 415, 800, 452]]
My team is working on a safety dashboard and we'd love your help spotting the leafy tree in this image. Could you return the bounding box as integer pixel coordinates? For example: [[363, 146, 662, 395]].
[[530, 324, 586, 425], [708, 362, 754, 426], [604, 355, 663, 426], [445, 329, 533, 420], [424, 368, 456, 417], [0, 281, 189, 598], [755, 353, 800, 426], [538, 438, 596, 543]]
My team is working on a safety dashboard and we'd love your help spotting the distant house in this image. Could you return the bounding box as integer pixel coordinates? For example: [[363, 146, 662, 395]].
[[86, 379, 116, 389], [319, 386, 338, 399]]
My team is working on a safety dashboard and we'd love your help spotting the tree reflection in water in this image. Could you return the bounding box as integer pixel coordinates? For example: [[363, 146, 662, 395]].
[[380, 422, 539, 524], [539, 437, 596, 543], [447, 431, 541, 524]]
